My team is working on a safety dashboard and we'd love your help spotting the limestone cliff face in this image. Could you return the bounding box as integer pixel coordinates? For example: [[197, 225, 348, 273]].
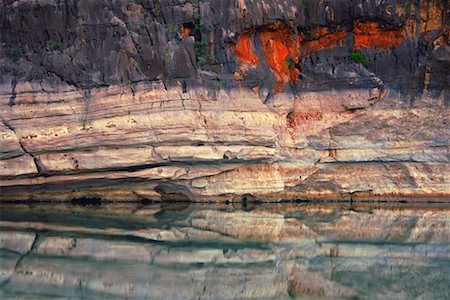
[[0, 0, 449, 201]]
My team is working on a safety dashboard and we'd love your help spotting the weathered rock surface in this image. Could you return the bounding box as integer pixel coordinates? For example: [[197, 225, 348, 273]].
[[0, 0, 449, 201], [0, 203, 449, 299]]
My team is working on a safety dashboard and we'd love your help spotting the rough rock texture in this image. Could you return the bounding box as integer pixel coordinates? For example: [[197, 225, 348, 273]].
[[0, 0, 449, 201], [0, 203, 449, 299]]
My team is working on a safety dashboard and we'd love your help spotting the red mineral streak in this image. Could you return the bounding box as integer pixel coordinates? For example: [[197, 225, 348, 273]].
[[234, 23, 301, 93], [353, 21, 404, 50], [286, 111, 323, 137], [301, 28, 346, 58], [182, 26, 190, 37], [234, 21, 405, 94], [259, 29, 299, 92], [234, 32, 260, 65]]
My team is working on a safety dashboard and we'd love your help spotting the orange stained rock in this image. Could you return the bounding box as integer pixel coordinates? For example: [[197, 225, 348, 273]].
[[182, 26, 190, 37], [260, 31, 292, 90], [259, 25, 301, 92], [353, 21, 404, 50], [234, 22, 301, 92], [419, 0, 444, 33], [405, 19, 417, 39], [252, 85, 260, 95], [289, 67, 300, 85], [234, 32, 260, 65], [234, 21, 406, 94], [301, 27, 346, 58], [286, 111, 323, 137]]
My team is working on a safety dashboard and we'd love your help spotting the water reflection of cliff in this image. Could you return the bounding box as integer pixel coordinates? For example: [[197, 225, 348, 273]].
[[1, 203, 449, 299]]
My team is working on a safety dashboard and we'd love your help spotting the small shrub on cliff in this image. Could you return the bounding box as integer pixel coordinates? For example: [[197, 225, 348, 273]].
[[191, 12, 204, 39], [299, 0, 305, 10], [194, 19, 201, 32], [195, 40, 208, 56], [139, 20, 146, 29], [164, 47, 173, 60], [195, 40, 214, 67], [127, 22, 138, 32], [306, 29, 315, 40], [6, 47, 24, 57], [48, 39, 64, 52], [350, 51, 368, 67], [167, 24, 178, 35]]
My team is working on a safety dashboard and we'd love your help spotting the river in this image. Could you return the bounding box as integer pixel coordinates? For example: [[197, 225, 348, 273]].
[[0, 202, 449, 299]]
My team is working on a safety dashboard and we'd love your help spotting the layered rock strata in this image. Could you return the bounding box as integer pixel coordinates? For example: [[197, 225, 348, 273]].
[[0, 0, 449, 202]]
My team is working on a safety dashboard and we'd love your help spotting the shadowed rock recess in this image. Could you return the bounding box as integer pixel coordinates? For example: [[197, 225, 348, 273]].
[[0, 0, 449, 202]]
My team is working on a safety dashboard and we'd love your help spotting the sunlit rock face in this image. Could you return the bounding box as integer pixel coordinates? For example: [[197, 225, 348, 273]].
[[0, 203, 449, 299], [0, 0, 449, 202]]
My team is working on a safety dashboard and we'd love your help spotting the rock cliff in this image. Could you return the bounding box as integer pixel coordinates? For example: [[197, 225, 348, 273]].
[[0, 0, 449, 202]]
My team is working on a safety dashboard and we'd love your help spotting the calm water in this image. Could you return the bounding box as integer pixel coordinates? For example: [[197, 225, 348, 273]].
[[0, 202, 449, 299]]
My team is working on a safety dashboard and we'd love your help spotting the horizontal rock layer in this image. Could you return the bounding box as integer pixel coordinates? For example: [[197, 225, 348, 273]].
[[0, 82, 449, 201], [0, 203, 449, 299]]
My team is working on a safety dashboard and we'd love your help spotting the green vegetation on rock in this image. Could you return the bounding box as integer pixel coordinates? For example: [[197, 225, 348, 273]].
[[6, 47, 24, 57], [350, 51, 368, 67], [48, 39, 64, 52], [167, 24, 178, 35]]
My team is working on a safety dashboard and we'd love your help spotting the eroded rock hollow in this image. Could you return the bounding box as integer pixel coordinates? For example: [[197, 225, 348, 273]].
[[0, 0, 449, 202]]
